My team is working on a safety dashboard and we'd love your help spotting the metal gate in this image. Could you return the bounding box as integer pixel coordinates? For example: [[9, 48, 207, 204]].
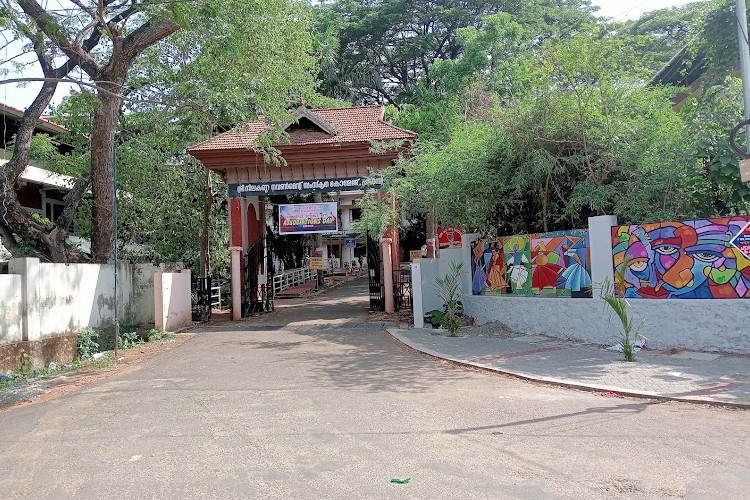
[[367, 235, 412, 312], [367, 234, 384, 311], [191, 274, 213, 322], [243, 237, 275, 316], [393, 269, 412, 311]]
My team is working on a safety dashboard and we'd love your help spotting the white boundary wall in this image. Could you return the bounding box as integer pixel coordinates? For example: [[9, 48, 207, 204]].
[[463, 296, 750, 354], [415, 216, 750, 354], [1, 258, 163, 344], [0, 274, 23, 344]]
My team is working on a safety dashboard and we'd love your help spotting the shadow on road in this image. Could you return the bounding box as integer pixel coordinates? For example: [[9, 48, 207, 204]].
[[445, 400, 664, 435]]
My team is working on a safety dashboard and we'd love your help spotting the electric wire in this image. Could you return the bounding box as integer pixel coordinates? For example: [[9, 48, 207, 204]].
[[608, 0, 658, 21]]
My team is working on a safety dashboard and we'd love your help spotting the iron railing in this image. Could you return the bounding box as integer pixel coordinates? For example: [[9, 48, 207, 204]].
[[272, 267, 317, 295]]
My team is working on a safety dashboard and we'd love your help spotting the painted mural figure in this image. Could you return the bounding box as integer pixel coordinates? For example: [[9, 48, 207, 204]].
[[505, 240, 531, 293], [471, 230, 591, 298], [613, 217, 750, 299], [485, 244, 509, 292], [559, 242, 592, 294], [472, 241, 488, 295], [531, 241, 563, 294]]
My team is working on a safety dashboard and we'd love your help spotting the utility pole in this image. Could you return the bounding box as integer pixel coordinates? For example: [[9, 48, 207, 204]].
[[737, 0, 750, 150], [313, 192, 325, 288], [736, 0, 750, 181], [113, 148, 119, 359]]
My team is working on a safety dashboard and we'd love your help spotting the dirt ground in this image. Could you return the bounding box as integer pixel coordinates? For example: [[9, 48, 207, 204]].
[[0, 334, 194, 411]]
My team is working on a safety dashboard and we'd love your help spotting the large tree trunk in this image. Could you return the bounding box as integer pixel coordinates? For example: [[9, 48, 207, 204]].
[[90, 82, 123, 263]]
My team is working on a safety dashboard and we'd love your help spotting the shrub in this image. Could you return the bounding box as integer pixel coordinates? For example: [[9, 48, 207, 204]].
[[77, 327, 101, 359]]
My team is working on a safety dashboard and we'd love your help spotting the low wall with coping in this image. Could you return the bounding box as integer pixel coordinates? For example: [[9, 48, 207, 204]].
[[415, 216, 750, 354], [0, 258, 164, 372], [463, 296, 750, 354]]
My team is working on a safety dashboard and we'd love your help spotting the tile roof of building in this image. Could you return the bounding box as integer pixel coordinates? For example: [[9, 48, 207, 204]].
[[0, 102, 68, 134], [188, 105, 417, 152]]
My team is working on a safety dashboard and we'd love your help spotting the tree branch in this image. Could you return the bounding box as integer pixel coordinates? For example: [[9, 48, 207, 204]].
[[17, 0, 103, 77], [119, 18, 180, 67], [56, 172, 91, 232]]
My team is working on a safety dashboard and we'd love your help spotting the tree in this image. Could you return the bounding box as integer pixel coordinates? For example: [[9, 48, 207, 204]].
[[621, 1, 708, 74], [358, 27, 703, 238], [0, 0, 316, 263], [314, 0, 596, 105]]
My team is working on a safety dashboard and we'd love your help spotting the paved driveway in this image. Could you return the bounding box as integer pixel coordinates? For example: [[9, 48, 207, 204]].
[[1, 279, 748, 499]]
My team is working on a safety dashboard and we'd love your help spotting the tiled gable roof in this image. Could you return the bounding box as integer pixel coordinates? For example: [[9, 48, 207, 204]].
[[188, 105, 416, 152], [0, 102, 68, 134]]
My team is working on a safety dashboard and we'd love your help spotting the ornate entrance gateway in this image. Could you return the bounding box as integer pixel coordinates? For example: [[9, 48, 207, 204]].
[[188, 105, 416, 319]]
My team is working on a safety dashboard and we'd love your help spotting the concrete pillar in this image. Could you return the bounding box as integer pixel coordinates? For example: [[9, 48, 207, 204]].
[[588, 215, 618, 293], [229, 246, 243, 320], [462, 233, 480, 297], [341, 207, 352, 230], [229, 198, 243, 248], [382, 237, 394, 313], [341, 207, 354, 266], [411, 261, 424, 328], [154, 270, 192, 332], [8, 257, 41, 341]]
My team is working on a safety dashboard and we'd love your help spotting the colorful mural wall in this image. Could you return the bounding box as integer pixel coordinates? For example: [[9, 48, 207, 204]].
[[612, 217, 750, 299], [471, 230, 592, 298]]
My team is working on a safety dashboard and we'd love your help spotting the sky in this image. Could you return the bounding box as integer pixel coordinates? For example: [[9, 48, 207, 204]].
[[1, 0, 710, 112], [591, 0, 706, 21]]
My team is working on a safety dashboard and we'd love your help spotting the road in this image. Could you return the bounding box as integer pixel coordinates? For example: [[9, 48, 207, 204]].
[[1, 278, 748, 499]]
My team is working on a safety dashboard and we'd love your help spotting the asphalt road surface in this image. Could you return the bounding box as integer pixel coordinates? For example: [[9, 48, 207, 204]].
[[1, 279, 748, 499]]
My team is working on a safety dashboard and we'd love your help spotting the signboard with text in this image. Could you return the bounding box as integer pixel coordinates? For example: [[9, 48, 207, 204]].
[[279, 202, 338, 235], [228, 176, 383, 197], [308, 257, 326, 270]]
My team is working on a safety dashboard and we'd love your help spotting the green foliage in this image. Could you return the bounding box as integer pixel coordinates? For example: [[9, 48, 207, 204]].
[[621, 1, 708, 74], [379, 30, 700, 234], [314, 0, 596, 104], [434, 262, 464, 336], [694, 0, 741, 84], [13, 350, 35, 379], [118, 329, 144, 350], [682, 77, 750, 214], [425, 310, 445, 328], [352, 175, 399, 239], [77, 327, 101, 359], [147, 329, 170, 342]]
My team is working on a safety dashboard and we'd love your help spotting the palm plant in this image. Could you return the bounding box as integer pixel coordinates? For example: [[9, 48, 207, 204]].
[[599, 262, 646, 362], [434, 262, 464, 337]]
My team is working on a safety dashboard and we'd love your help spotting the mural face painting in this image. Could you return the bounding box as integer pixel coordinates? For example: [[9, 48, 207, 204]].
[[612, 217, 750, 299], [472, 230, 592, 298]]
